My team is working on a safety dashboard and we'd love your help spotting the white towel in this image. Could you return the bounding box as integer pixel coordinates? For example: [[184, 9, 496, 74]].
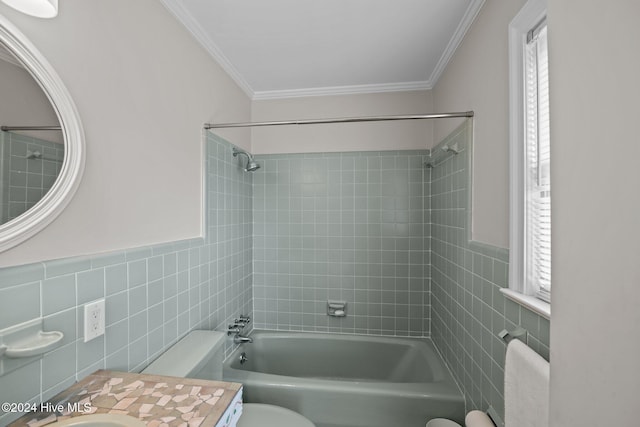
[[504, 339, 549, 427]]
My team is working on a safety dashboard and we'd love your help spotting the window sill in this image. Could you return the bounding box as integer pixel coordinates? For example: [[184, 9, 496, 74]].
[[500, 288, 551, 320]]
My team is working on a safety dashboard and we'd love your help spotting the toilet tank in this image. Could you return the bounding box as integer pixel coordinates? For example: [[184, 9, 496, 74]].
[[142, 330, 226, 380]]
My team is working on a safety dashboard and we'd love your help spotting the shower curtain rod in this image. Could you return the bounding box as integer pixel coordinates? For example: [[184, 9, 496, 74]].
[[1, 125, 61, 131], [204, 111, 474, 129]]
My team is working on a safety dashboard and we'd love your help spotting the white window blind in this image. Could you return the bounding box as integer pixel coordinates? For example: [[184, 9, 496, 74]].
[[524, 22, 551, 302]]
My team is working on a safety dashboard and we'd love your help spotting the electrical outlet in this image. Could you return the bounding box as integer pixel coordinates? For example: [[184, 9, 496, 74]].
[[84, 299, 105, 342]]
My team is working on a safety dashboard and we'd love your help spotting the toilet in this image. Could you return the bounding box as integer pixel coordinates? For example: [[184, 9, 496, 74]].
[[142, 330, 315, 427]]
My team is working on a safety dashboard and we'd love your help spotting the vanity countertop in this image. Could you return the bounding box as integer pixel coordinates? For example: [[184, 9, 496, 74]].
[[8, 370, 243, 427]]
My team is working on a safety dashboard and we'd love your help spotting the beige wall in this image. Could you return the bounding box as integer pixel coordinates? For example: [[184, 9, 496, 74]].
[[251, 91, 434, 154], [432, 0, 526, 248], [0, 58, 62, 144], [0, 0, 251, 267], [549, 1, 640, 425]]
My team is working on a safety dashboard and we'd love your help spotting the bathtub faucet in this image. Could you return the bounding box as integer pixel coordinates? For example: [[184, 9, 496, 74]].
[[233, 333, 253, 344], [228, 323, 253, 344]]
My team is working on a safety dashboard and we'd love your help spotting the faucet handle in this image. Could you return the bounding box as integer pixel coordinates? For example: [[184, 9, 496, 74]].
[[236, 315, 251, 324], [227, 324, 243, 335]]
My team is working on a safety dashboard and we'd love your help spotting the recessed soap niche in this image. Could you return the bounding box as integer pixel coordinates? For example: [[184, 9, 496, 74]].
[[327, 300, 347, 317]]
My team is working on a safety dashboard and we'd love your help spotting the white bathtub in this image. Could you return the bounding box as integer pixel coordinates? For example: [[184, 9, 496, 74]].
[[223, 330, 464, 427]]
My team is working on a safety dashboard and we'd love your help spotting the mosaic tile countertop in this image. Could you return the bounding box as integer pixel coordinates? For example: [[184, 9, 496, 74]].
[[8, 370, 243, 427]]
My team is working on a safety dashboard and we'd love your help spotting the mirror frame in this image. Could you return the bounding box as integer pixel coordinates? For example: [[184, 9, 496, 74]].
[[0, 14, 85, 252]]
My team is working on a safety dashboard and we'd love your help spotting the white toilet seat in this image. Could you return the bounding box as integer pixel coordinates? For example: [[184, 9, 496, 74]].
[[238, 403, 315, 427]]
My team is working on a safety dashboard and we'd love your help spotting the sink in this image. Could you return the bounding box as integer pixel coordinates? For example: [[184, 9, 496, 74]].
[[44, 414, 146, 427]]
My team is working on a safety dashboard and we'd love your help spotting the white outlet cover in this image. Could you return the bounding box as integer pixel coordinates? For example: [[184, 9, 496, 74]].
[[84, 299, 105, 343]]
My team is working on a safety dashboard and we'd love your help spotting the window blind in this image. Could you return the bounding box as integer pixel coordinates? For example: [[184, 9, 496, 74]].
[[525, 23, 551, 301]]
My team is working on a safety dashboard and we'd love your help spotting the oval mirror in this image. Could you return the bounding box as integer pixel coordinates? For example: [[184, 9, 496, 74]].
[[0, 14, 85, 251]]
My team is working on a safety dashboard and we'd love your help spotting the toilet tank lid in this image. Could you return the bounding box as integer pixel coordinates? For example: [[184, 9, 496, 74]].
[[142, 330, 225, 378]]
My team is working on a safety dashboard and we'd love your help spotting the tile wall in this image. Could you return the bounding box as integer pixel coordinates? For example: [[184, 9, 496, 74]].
[[429, 121, 550, 420], [205, 132, 254, 337], [0, 132, 252, 426], [252, 151, 430, 336], [0, 132, 64, 223]]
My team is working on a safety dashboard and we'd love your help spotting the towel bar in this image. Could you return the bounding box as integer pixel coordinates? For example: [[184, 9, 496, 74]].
[[498, 327, 528, 344]]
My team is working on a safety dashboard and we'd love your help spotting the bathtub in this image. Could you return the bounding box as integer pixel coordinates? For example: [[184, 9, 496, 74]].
[[223, 330, 464, 427]]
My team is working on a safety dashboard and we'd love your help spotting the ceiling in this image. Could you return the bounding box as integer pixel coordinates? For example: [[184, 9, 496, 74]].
[[160, 0, 484, 100]]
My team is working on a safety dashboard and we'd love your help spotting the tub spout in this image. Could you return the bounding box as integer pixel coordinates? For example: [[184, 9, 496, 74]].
[[233, 334, 253, 344]]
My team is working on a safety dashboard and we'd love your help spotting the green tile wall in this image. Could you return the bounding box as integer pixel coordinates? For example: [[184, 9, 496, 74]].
[[0, 132, 252, 426], [252, 150, 430, 336], [206, 132, 253, 333], [429, 121, 550, 420], [254, 151, 430, 336], [0, 132, 64, 223]]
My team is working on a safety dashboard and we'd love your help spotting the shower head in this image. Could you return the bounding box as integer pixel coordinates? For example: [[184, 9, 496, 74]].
[[245, 160, 260, 172], [441, 142, 461, 154], [232, 147, 261, 172]]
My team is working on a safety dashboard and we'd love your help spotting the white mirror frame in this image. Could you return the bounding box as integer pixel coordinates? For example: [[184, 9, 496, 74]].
[[0, 14, 85, 252]]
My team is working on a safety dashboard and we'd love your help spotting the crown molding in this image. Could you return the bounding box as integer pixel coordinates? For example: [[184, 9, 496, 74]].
[[159, 0, 255, 99], [253, 81, 432, 101], [428, 0, 485, 86]]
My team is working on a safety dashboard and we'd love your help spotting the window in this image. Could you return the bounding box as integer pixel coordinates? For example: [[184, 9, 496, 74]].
[[506, 0, 551, 317], [524, 21, 551, 302]]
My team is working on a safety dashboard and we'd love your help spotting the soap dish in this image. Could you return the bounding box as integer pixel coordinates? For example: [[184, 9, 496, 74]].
[[327, 300, 347, 317], [0, 318, 64, 359], [2, 330, 64, 358]]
